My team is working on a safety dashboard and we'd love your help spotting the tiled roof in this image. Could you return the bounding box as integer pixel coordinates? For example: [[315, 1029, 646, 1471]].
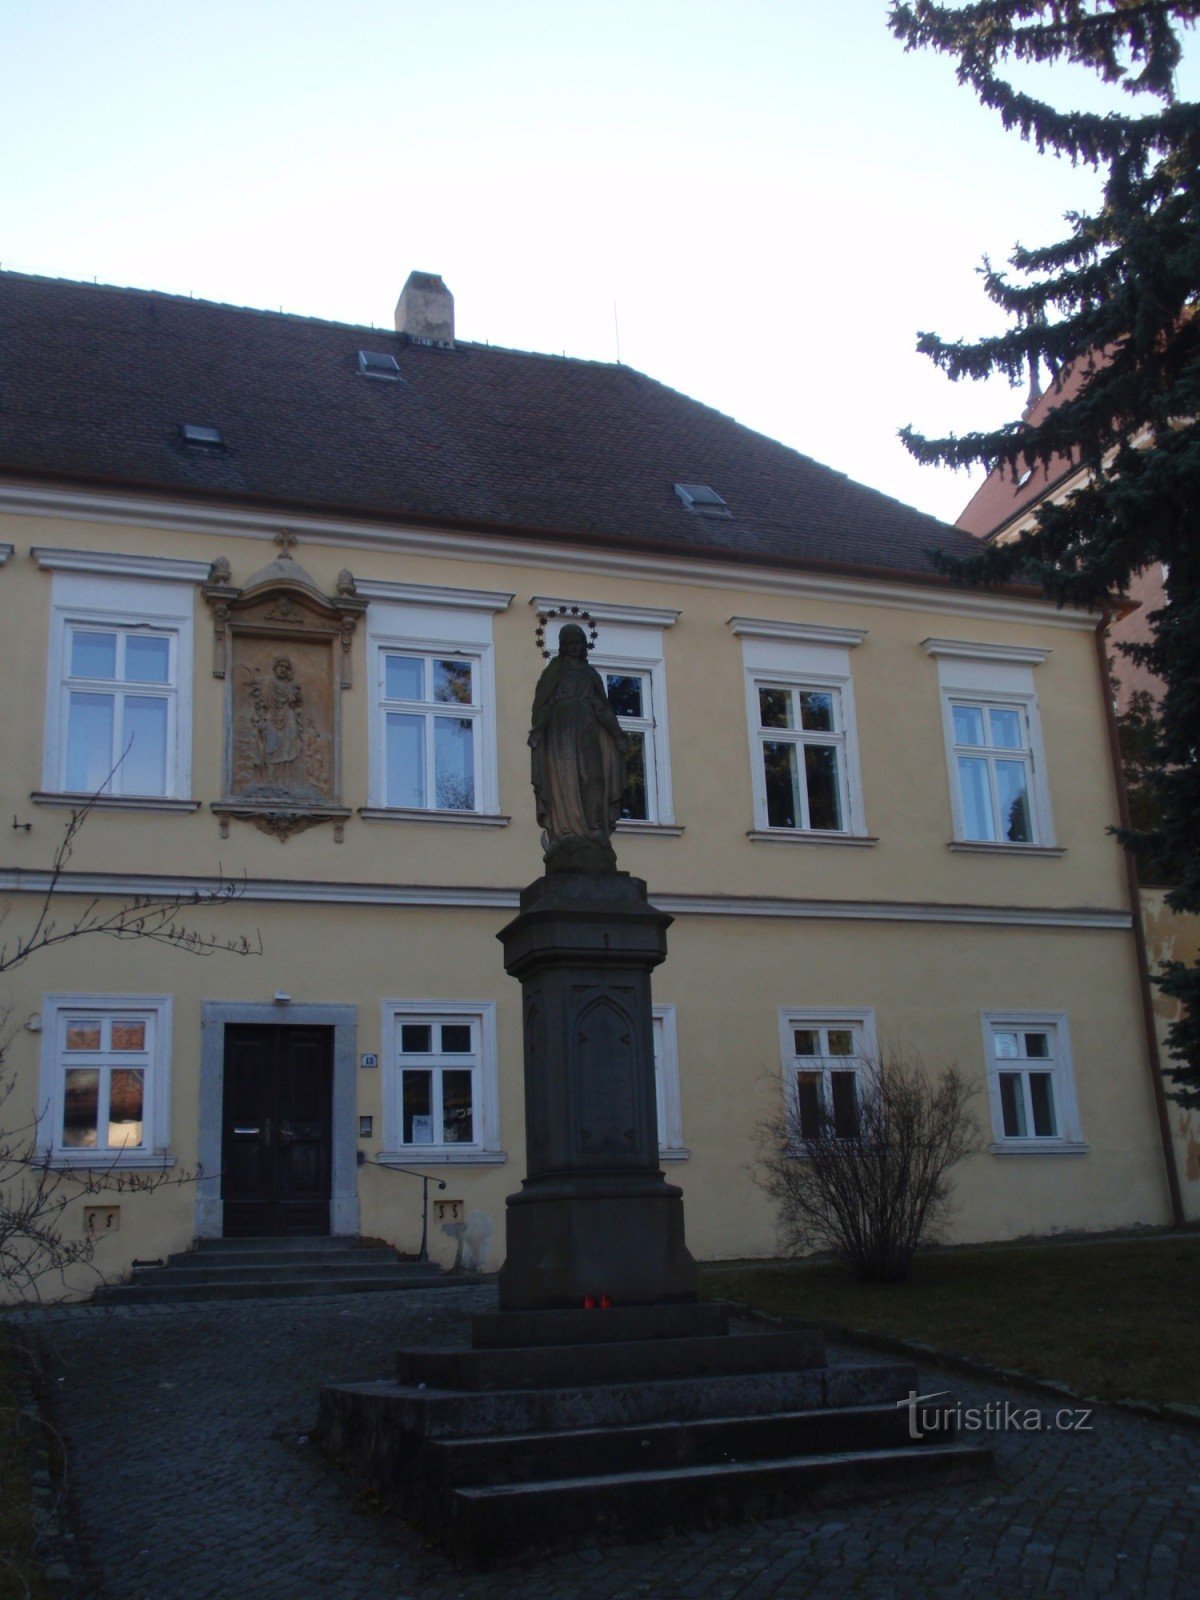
[[955, 360, 1095, 539], [0, 271, 984, 580]]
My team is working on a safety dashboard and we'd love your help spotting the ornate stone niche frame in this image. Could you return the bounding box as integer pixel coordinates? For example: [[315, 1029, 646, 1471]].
[[203, 542, 367, 841]]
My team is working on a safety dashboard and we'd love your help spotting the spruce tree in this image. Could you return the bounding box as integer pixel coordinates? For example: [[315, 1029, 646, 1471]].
[[889, 1, 1200, 1103]]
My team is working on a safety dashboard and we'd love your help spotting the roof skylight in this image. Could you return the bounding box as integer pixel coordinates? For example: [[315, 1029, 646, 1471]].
[[674, 482, 731, 517], [358, 350, 402, 381], [179, 423, 224, 448]]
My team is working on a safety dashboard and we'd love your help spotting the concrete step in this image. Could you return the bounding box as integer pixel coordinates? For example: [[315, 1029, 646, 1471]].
[[446, 1442, 994, 1568], [192, 1235, 359, 1252], [424, 1401, 963, 1492], [396, 1328, 826, 1391], [131, 1261, 436, 1287], [172, 1245, 401, 1269], [92, 1271, 469, 1305]]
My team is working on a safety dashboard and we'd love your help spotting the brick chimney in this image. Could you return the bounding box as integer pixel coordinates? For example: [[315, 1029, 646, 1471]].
[[394, 271, 454, 348]]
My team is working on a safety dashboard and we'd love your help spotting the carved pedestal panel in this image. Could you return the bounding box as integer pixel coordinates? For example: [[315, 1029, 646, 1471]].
[[497, 871, 698, 1310]]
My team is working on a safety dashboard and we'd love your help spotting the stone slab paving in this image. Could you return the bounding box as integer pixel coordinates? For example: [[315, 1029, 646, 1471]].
[[15, 1284, 1200, 1600]]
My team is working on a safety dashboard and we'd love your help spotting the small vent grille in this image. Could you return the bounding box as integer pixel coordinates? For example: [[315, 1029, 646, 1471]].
[[674, 482, 731, 517]]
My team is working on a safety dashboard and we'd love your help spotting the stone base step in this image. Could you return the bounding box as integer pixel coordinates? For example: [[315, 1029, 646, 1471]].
[[447, 1442, 994, 1568], [423, 1400, 962, 1491], [318, 1359, 925, 1446], [396, 1328, 826, 1391]]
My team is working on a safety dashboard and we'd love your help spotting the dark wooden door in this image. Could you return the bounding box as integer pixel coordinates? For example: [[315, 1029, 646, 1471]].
[[221, 1025, 333, 1237]]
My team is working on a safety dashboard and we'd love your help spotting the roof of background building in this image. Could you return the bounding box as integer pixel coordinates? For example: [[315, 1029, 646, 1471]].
[[955, 359, 1095, 540], [0, 271, 987, 581]]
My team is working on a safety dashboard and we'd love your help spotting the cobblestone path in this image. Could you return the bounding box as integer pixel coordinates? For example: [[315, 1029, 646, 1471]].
[[19, 1285, 1200, 1599]]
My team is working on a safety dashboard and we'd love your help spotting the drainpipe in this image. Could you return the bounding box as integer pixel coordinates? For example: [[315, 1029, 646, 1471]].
[[1095, 608, 1184, 1225]]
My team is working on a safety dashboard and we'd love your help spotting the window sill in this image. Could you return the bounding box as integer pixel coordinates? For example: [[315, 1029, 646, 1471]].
[[40, 1151, 177, 1170], [375, 1149, 507, 1166], [659, 1146, 691, 1162], [32, 792, 200, 814], [616, 821, 684, 837], [358, 808, 510, 828], [950, 841, 1065, 857], [747, 829, 878, 848], [988, 1140, 1088, 1156]]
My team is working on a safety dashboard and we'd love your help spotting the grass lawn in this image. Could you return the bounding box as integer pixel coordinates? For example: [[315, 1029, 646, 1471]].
[[0, 1327, 53, 1600], [700, 1234, 1200, 1409]]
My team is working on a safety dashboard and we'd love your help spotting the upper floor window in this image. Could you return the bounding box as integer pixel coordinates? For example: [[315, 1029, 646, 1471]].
[[950, 699, 1035, 843], [360, 582, 511, 820], [754, 682, 847, 831], [536, 601, 679, 828], [40, 566, 197, 801], [380, 651, 481, 811], [38, 993, 173, 1166], [63, 625, 177, 796], [733, 619, 868, 840], [924, 639, 1055, 850]]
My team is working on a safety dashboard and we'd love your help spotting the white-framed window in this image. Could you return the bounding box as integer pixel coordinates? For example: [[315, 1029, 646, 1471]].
[[752, 681, 850, 831], [363, 588, 507, 817], [42, 573, 195, 799], [379, 651, 482, 811], [948, 699, 1037, 843], [982, 1011, 1084, 1152], [778, 1007, 879, 1141], [37, 994, 173, 1166], [536, 604, 678, 827], [652, 1005, 687, 1157], [924, 640, 1055, 848], [733, 621, 868, 838], [380, 1001, 502, 1163]]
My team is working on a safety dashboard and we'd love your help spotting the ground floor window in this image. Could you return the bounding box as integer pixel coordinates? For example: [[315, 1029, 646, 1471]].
[[38, 993, 172, 1164], [380, 1000, 500, 1162], [778, 1008, 877, 1142], [982, 1012, 1084, 1151]]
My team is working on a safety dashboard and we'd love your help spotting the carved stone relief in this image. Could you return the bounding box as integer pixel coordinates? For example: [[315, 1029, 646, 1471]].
[[203, 539, 366, 841]]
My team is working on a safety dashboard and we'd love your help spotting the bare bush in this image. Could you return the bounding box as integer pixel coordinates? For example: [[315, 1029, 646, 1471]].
[[1, 795, 259, 1301], [754, 1050, 979, 1283]]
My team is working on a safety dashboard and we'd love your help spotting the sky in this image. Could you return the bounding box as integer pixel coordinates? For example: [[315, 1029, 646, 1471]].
[[3, 1, 1195, 524]]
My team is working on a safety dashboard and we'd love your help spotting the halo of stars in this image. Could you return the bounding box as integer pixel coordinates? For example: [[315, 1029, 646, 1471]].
[[534, 605, 599, 660]]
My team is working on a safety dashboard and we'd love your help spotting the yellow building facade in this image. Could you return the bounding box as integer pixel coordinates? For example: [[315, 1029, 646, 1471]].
[[0, 271, 1184, 1295]]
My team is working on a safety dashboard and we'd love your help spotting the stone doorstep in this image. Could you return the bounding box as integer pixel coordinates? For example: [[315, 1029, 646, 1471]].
[[445, 1442, 995, 1570], [90, 1273, 471, 1305], [396, 1329, 827, 1391], [130, 1261, 432, 1286]]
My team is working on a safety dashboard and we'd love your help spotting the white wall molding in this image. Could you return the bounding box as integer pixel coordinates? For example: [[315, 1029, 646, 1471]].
[[923, 637, 1050, 666], [730, 617, 866, 647], [0, 480, 1099, 630], [32, 546, 212, 582], [530, 595, 681, 628], [354, 578, 513, 611], [0, 868, 1132, 930]]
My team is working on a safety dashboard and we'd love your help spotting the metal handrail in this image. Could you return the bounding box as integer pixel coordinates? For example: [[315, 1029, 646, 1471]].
[[356, 1151, 446, 1261]]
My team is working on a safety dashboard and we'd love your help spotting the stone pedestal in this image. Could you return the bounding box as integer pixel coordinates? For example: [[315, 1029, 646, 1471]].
[[496, 870, 698, 1310]]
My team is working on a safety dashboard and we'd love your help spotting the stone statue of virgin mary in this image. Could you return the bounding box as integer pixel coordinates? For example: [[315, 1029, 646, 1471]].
[[528, 623, 628, 872]]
